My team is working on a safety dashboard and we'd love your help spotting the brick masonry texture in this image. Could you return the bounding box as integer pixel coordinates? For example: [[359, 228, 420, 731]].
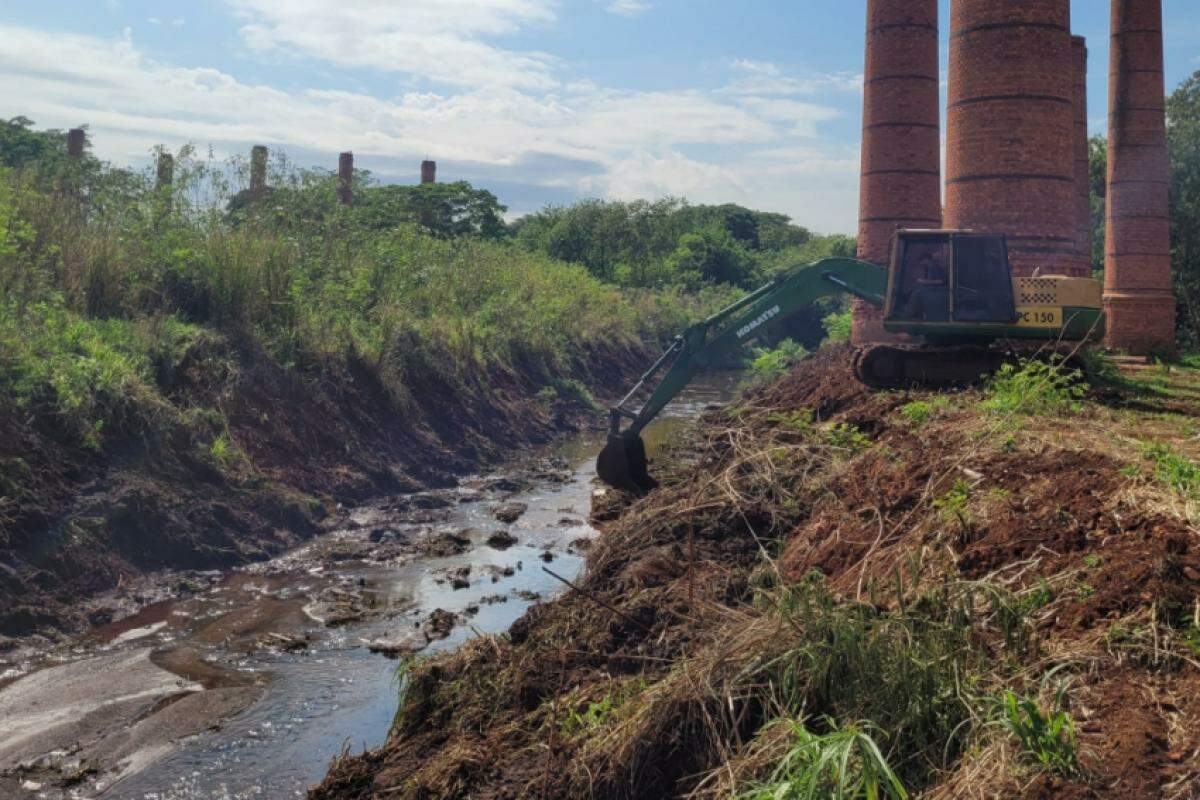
[[853, 0, 941, 344], [944, 0, 1086, 279], [1104, 0, 1176, 354], [1073, 37, 1092, 267]]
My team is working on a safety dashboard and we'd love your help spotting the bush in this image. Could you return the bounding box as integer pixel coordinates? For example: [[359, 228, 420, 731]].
[[748, 339, 809, 381], [982, 358, 1085, 417], [992, 689, 1078, 776]]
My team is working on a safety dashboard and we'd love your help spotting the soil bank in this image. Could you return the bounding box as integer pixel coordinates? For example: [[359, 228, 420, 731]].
[[0, 331, 649, 639], [315, 346, 1200, 800]]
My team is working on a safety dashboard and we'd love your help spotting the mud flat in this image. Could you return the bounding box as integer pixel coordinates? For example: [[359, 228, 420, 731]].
[[0, 375, 737, 799]]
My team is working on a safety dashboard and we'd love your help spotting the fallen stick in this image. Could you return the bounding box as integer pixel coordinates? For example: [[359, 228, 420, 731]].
[[541, 567, 652, 632]]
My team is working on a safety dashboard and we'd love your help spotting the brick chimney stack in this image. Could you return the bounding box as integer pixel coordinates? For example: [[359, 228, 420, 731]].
[[945, 0, 1082, 278], [1072, 37, 1092, 270], [851, 0, 942, 344], [1103, 0, 1176, 354], [67, 128, 86, 158], [338, 152, 354, 206], [420, 160, 437, 185], [250, 145, 268, 201]]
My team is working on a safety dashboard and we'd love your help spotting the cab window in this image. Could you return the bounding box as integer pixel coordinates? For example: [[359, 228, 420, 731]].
[[892, 239, 951, 322], [953, 237, 1015, 322]]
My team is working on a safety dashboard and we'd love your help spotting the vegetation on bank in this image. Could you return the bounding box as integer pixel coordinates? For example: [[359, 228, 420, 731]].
[[317, 350, 1200, 800]]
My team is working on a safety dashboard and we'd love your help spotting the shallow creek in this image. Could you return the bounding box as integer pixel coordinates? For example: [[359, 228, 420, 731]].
[[0, 375, 739, 800]]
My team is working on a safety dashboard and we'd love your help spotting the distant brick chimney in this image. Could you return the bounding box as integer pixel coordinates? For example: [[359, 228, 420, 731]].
[[338, 152, 354, 206], [250, 145, 268, 201], [420, 160, 437, 185], [67, 128, 86, 158]]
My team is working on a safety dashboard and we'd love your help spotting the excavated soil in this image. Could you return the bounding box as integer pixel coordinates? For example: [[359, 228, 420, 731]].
[[314, 345, 1200, 800], [0, 334, 647, 638]]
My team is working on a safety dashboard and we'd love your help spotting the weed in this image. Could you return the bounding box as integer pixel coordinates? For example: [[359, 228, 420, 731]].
[[1139, 440, 1200, 496], [1076, 582, 1095, 600], [898, 396, 952, 425], [737, 718, 908, 800], [748, 339, 809, 381], [823, 309, 853, 345], [933, 478, 973, 528], [982, 358, 1085, 417], [991, 688, 1078, 776], [826, 423, 871, 455], [769, 409, 815, 433], [1082, 554, 1101, 569], [1017, 578, 1054, 616]]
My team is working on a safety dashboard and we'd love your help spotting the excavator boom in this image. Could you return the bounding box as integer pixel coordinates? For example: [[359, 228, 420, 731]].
[[597, 256, 887, 493]]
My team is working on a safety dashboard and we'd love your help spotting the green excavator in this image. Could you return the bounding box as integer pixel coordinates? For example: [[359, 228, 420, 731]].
[[597, 229, 1103, 493]]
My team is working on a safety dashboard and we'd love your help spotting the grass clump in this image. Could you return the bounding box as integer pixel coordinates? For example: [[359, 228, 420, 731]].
[[991, 688, 1078, 776], [825, 423, 871, 455], [736, 718, 908, 800], [1139, 440, 1200, 497], [982, 358, 1085, 418], [898, 395, 952, 425]]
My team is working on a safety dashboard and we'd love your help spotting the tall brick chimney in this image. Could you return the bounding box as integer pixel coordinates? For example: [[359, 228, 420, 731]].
[[1104, 0, 1176, 354], [945, 0, 1083, 278], [156, 153, 174, 189], [338, 152, 354, 206], [250, 145, 268, 201], [1072, 37, 1092, 270], [67, 128, 86, 158], [420, 160, 437, 185], [851, 0, 942, 344]]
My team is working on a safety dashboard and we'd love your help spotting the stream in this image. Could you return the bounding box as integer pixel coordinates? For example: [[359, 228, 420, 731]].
[[0, 374, 740, 800]]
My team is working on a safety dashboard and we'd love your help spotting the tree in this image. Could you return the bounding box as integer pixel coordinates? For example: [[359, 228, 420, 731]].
[[1088, 135, 1107, 271], [355, 181, 508, 240], [1167, 70, 1200, 345], [663, 225, 755, 289]]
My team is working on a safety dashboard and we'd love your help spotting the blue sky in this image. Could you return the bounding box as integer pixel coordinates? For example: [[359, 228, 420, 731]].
[[1, 1, 1197, 233]]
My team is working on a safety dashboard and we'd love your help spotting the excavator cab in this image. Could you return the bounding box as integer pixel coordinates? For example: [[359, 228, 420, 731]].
[[883, 231, 1017, 331]]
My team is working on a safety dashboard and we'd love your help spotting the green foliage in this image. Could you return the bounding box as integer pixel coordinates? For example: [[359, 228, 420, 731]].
[[897, 396, 952, 425], [825, 423, 871, 455], [1139, 440, 1200, 497], [562, 694, 617, 736], [992, 689, 1078, 776], [760, 573, 1027, 788], [982, 359, 1085, 417], [768, 408, 815, 433], [933, 478, 973, 527], [351, 181, 508, 240], [822, 309, 853, 345], [748, 339, 809, 381], [737, 718, 908, 800], [665, 224, 757, 289], [1168, 70, 1200, 347]]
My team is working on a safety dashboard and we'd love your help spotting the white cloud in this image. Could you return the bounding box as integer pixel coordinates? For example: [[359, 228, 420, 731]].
[[0, 23, 858, 232], [605, 0, 652, 16], [225, 0, 559, 89], [148, 17, 186, 28], [725, 58, 862, 96]]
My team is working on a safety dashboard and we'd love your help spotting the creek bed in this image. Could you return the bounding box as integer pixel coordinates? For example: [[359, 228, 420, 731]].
[[0, 374, 740, 799]]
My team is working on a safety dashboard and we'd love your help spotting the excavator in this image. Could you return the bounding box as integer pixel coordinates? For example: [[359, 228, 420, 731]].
[[597, 229, 1103, 493]]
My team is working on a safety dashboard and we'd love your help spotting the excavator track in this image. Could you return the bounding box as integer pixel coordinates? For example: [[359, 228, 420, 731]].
[[852, 342, 1086, 390]]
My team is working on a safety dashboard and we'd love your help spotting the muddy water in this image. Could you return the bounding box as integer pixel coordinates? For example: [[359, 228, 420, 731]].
[[0, 374, 739, 799]]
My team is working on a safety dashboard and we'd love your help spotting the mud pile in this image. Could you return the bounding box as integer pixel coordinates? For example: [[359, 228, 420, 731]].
[[0, 334, 645, 638], [315, 346, 1200, 800]]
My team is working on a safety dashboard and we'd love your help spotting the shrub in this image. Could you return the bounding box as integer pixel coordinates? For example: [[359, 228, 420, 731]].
[[982, 358, 1085, 417], [748, 339, 809, 381], [823, 309, 853, 344]]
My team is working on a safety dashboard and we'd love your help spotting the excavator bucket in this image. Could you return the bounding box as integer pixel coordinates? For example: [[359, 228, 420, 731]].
[[596, 431, 658, 495]]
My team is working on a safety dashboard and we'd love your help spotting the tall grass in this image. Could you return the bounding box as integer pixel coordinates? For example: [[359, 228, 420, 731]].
[[0, 150, 695, 449]]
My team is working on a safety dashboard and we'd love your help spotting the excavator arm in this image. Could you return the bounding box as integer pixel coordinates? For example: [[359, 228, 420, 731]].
[[597, 256, 887, 493]]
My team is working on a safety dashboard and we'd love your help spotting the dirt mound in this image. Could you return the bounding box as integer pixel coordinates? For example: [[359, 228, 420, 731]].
[[314, 350, 1200, 800]]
